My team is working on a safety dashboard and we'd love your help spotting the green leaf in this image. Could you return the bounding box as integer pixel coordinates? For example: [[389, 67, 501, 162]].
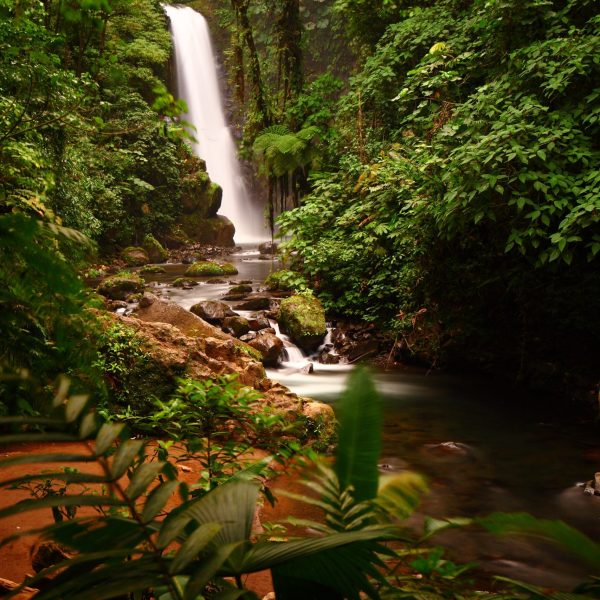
[[142, 480, 180, 523], [335, 368, 382, 502], [65, 395, 89, 422], [169, 522, 222, 574], [95, 423, 125, 455], [125, 461, 165, 500], [111, 440, 144, 479]]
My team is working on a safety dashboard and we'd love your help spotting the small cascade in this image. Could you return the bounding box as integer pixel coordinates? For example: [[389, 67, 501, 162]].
[[164, 5, 268, 243], [269, 320, 309, 368]]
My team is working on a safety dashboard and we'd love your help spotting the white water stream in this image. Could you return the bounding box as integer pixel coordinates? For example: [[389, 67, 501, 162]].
[[165, 5, 268, 243]]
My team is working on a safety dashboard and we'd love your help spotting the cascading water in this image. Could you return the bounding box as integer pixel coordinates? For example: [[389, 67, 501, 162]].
[[164, 5, 268, 243]]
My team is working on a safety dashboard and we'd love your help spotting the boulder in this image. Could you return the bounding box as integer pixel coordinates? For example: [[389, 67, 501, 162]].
[[222, 315, 251, 338], [190, 300, 236, 324], [278, 294, 327, 353], [229, 284, 253, 295], [121, 246, 149, 266], [234, 294, 273, 311], [181, 157, 222, 218], [98, 274, 145, 301], [172, 277, 199, 288], [259, 241, 278, 255], [186, 261, 239, 277], [302, 400, 337, 445], [142, 234, 168, 263], [139, 264, 166, 274], [248, 314, 271, 331], [248, 331, 284, 367], [179, 214, 235, 247]]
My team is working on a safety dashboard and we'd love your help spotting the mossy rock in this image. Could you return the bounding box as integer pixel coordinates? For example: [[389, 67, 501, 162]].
[[142, 235, 168, 263], [121, 246, 149, 267], [219, 262, 238, 276], [178, 215, 235, 247], [181, 166, 222, 218], [278, 294, 327, 352], [97, 274, 145, 301], [230, 284, 253, 294], [139, 264, 166, 274], [186, 261, 225, 277], [173, 277, 199, 288]]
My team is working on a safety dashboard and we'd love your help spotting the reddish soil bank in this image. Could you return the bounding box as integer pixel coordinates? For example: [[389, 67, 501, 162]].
[[0, 442, 321, 598]]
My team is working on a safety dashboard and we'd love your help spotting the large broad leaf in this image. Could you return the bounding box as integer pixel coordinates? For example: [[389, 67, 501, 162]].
[[270, 540, 388, 600], [335, 367, 382, 502], [236, 526, 398, 574]]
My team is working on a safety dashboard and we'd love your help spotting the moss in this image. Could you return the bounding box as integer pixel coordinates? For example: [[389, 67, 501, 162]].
[[97, 274, 145, 300], [178, 215, 235, 246], [219, 262, 238, 276], [139, 264, 166, 274], [185, 261, 227, 276], [142, 235, 168, 263], [279, 294, 327, 352], [121, 246, 149, 266], [235, 344, 263, 362], [173, 277, 199, 287], [229, 284, 252, 294]]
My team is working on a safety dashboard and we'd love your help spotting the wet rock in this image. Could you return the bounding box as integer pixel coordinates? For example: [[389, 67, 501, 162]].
[[121, 246, 149, 266], [240, 332, 258, 342], [319, 349, 340, 364], [139, 293, 157, 309], [206, 278, 227, 284], [142, 234, 168, 263], [301, 362, 314, 374], [248, 331, 284, 367], [248, 314, 271, 331], [222, 315, 251, 338], [179, 214, 235, 247], [230, 284, 253, 294], [186, 261, 238, 277], [302, 400, 337, 443], [98, 274, 145, 301], [259, 241, 278, 255], [278, 294, 327, 353], [139, 264, 166, 274], [106, 299, 128, 311], [172, 277, 199, 288], [234, 294, 273, 311], [190, 300, 236, 324]]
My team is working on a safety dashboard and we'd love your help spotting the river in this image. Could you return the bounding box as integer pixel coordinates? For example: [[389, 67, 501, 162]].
[[140, 246, 600, 589]]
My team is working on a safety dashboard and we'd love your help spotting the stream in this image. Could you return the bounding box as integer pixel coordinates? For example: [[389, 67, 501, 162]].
[[141, 246, 600, 589]]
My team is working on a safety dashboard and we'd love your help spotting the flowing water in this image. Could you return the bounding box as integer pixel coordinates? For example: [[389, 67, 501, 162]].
[[165, 5, 268, 243], [142, 250, 600, 588], [160, 8, 600, 587]]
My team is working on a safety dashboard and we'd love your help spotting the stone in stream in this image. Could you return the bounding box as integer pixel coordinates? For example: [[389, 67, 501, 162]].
[[259, 241, 278, 255], [121, 246, 149, 266], [248, 314, 271, 331], [190, 300, 236, 324], [222, 315, 251, 338], [234, 293, 272, 311], [278, 294, 327, 353], [97, 274, 145, 301], [248, 331, 284, 367]]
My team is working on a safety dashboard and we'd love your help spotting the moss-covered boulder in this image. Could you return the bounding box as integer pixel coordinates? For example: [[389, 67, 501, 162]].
[[173, 277, 199, 288], [181, 156, 222, 218], [278, 294, 327, 352], [98, 274, 145, 301], [185, 261, 239, 277], [139, 264, 166, 274], [222, 315, 251, 338], [142, 235, 168, 263], [121, 246, 149, 266], [178, 214, 235, 247]]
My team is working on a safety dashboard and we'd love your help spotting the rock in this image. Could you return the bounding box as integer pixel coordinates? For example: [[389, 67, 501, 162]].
[[259, 241, 278, 255], [229, 284, 253, 295], [319, 350, 340, 365], [121, 246, 149, 266], [31, 542, 71, 573], [248, 314, 271, 331], [222, 316, 251, 338], [248, 331, 284, 367], [186, 261, 226, 277], [278, 294, 327, 353], [139, 293, 157, 309], [301, 362, 314, 374], [234, 294, 273, 311], [172, 277, 199, 288], [98, 274, 145, 301], [222, 293, 249, 301], [186, 261, 239, 277], [302, 400, 337, 445], [206, 278, 227, 284], [262, 594, 276, 600], [142, 234, 168, 263], [180, 156, 222, 218], [178, 214, 235, 247], [139, 264, 166, 274], [190, 300, 236, 324], [240, 332, 258, 342]]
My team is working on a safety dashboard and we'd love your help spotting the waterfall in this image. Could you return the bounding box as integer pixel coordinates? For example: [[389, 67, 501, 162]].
[[164, 5, 268, 244]]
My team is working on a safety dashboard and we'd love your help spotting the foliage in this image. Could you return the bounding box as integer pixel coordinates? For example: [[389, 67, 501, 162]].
[[264, 269, 309, 293], [279, 0, 600, 384]]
